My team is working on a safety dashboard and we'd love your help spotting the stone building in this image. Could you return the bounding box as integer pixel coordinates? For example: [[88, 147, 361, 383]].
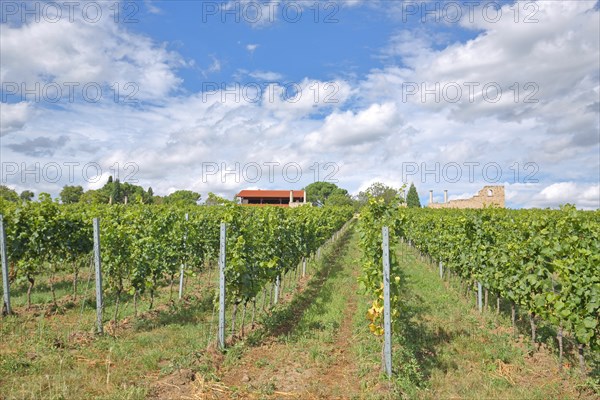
[[427, 186, 505, 209]]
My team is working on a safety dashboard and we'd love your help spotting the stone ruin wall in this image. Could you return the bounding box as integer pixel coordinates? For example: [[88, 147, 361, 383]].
[[428, 186, 505, 209]]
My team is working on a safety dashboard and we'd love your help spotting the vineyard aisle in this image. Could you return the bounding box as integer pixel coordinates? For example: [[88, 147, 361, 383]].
[[389, 241, 597, 400], [185, 225, 597, 400], [198, 226, 371, 399]]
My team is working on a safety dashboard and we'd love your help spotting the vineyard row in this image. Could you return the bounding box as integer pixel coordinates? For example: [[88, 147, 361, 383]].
[[358, 199, 599, 373], [0, 199, 353, 325]]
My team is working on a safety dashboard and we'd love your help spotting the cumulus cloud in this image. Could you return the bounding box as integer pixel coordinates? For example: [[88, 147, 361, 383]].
[[530, 182, 600, 209], [349, 1, 600, 208], [304, 103, 401, 148], [0, 102, 31, 136], [0, 11, 185, 101], [0, 1, 597, 210], [260, 79, 354, 119], [7, 135, 69, 157]]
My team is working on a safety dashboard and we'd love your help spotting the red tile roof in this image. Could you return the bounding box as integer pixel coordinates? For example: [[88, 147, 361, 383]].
[[236, 190, 305, 199]]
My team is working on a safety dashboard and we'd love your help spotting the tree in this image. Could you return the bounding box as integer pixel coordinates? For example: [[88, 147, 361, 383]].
[[80, 189, 110, 205], [119, 182, 150, 204], [164, 190, 201, 206], [357, 182, 401, 206], [20, 190, 35, 202], [324, 192, 354, 207], [110, 179, 123, 204], [97, 177, 155, 204], [152, 195, 164, 205], [60, 185, 84, 204], [38, 192, 53, 202], [205, 192, 229, 206], [304, 182, 349, 205], [146, 187, 155, 204], [0, 185, 19, 202], [406, 183, 421, 208]]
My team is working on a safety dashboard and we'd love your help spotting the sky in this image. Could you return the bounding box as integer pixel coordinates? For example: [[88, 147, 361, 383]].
[[0, 0, 599, 208]]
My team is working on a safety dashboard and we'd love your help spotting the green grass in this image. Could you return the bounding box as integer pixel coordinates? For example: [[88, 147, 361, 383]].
[[0, 225, 352, 399], [1, 319, 216, 399], [218, 223, 370, 398], [216, 224, 596, 399], [0, 263, 222, 400], [2, 225, 597, 399], [380, 242, 598, 400]]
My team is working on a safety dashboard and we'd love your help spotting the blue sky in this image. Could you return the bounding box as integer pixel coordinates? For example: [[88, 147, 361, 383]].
[[1, 1, 599, 208], [132, 1, 482, 94]]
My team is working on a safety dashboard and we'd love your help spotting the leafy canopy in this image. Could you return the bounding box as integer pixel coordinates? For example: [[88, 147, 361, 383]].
[[406, 183, 421, 208], [304, 182, 348, 205]]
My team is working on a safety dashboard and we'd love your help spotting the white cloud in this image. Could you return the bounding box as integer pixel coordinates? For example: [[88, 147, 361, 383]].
[[246, 44, 259, 54], [202, 56, 222, 77], [0, 1, 597, 210], [261, 79, 354, 119], [144, 0, 163, 15], [86, 171, 113, 191], [365, 2, 599, 120], [0, 102, 31, 136], [510, 182, 600, 209], [248, 70, 283, 81], [0, 15, 185, 101], [533, 182, 600, 209], [350, 1, 599, 208], [342, 0, 363, 8], [304, 102, 400, 148], [503, 182, 600, 210]]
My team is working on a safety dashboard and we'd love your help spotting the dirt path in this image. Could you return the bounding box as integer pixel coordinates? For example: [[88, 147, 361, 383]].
[[213, 228, 365, 399]]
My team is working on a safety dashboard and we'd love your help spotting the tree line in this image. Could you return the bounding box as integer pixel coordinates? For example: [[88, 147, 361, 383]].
[[0, 179, 424, 209]]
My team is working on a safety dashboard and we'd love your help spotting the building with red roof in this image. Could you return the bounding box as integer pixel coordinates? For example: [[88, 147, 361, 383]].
[[236, 189, 307, 207]]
